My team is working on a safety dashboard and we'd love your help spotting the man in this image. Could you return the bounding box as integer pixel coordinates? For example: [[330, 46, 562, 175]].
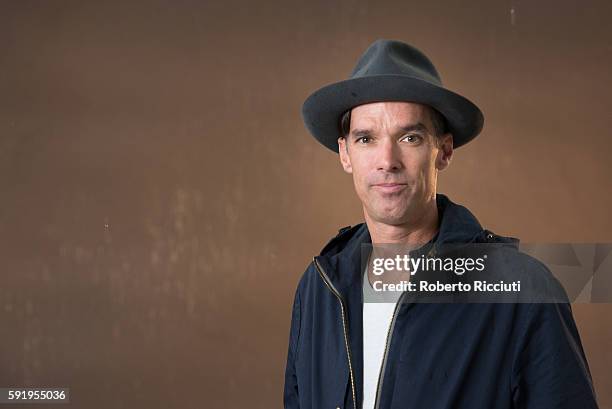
[[284, 39, 598, 409]]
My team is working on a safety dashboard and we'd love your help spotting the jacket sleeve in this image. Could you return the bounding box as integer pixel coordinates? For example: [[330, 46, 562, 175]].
[[283, 285, 301, 409], [511, 302, 599, 408]]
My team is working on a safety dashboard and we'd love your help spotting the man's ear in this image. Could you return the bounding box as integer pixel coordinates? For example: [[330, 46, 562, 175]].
[[338, 137, 353, 174], [435, 133, 453, 171]]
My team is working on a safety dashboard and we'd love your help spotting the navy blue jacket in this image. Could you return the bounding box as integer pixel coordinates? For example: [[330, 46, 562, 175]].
[[284, 194, 598, 409]]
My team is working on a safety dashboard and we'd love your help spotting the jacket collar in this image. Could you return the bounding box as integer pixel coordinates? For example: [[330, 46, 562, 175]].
[[314, 193, 487, 295]]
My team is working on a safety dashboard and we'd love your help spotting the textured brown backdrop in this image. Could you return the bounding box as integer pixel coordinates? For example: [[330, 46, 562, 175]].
[[1, 1, 610, 408]]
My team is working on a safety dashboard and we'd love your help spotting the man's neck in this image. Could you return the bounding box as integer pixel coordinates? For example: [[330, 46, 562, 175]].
[[365, 198, 440, 246]]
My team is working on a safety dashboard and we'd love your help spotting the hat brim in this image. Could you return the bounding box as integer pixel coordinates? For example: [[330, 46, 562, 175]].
[[302, 74, 484, 152]]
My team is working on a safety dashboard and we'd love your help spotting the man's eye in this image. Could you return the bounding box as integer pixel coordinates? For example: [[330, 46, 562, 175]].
[[401, 134, 423, 143], [356, 136, 371, 144]]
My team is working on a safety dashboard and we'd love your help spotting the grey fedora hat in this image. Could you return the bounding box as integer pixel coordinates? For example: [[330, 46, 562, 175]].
[[302, 39, 484, 152]]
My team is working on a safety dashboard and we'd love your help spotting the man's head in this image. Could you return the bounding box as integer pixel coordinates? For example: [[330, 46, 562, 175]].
[[337, 101, 453, 226]]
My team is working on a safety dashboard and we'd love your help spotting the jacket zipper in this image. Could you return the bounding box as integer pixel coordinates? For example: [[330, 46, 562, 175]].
[[373, 243, 435, 409], [372, 291, 406, 409], [313, 257, 357, 409]]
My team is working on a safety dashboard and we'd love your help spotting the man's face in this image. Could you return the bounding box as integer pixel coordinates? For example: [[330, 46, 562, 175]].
[[338, 101, 453, 226]]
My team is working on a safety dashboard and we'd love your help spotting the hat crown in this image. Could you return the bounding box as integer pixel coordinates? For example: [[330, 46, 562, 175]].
[[350, 39, 442, 86]]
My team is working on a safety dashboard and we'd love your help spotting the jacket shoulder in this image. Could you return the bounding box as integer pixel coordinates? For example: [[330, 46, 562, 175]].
[[492, 242, 569, 302], [318, 224, 364, 255], [293, 259, 323, 300]]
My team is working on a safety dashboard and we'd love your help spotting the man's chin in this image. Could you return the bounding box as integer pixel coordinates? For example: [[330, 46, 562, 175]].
[[368, 210, 410, 226], [362, 197, 415, 225]]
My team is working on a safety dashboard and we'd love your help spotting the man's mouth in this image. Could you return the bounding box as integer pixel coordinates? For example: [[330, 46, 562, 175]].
[[372, 183, 407, 193]]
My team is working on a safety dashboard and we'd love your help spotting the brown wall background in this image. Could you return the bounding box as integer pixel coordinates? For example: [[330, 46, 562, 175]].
[[1, 1, 611, 408]]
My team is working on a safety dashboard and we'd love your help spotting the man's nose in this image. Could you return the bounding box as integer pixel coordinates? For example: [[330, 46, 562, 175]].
[[376, 138, 402, 171]]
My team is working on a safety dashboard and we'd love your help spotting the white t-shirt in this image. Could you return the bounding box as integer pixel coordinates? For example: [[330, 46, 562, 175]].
[[362, 263, 401, 409]]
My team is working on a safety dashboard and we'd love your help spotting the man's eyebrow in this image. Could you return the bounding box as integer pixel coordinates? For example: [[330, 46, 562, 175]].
[[398, 122, 429, 133], [350, 128, 373, 137], [349, 122, 430, 137]]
